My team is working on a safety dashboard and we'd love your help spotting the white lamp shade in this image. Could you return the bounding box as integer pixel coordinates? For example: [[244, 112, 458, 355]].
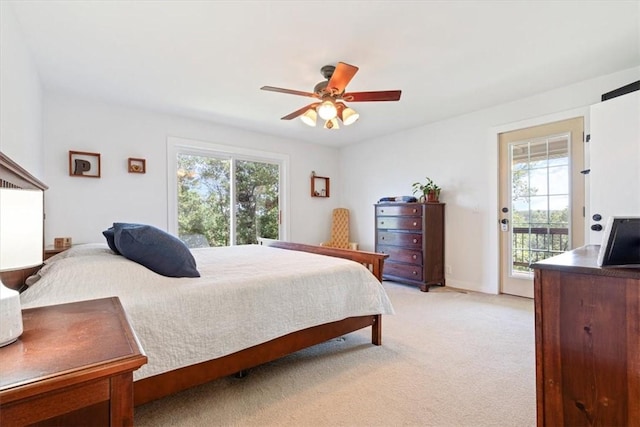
[[0, 188, 43, 346], [0, 188, 43, 347], [0, 188, 43, 271], [317, 100, 337, 121], [300, 109, 317, 127], [342, 107, 360, 126]]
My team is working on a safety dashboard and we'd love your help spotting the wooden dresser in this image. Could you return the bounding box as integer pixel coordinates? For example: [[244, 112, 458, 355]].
[[0, 297, 147, 426], [532, 245, 639, 426], [374, 202, 445, 292]]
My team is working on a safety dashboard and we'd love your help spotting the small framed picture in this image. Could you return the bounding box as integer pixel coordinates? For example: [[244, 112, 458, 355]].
[[69, 151, 101, 178], [128, 158, 146, 174]]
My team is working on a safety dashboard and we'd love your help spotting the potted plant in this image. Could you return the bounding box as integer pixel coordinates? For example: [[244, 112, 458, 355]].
[[412, 177, 441, 203]]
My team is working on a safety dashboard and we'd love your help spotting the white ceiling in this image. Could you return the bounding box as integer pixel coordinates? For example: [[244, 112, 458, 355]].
[[8, 1, 640, 147]]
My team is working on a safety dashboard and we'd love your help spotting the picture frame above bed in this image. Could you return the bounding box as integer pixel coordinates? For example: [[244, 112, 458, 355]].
[[69, 151, 101, 178]]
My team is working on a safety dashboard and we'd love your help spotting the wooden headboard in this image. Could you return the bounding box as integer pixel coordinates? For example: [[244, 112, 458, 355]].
[[0, 152, 48, 290]]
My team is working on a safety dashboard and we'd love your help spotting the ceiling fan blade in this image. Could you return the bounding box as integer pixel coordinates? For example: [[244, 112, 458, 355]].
[[281, 102, 320, 120], [327, 62, 359, 94], [261, 86, 318, 98], [342, 90, 402, 102]]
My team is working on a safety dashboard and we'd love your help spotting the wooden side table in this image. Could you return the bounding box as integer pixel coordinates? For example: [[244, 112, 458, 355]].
[[44, 245, 73, 260], [0, 297, 147, 426]]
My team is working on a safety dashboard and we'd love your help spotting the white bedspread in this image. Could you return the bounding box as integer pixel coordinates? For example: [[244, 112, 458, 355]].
[[21, 244, 394, 380]]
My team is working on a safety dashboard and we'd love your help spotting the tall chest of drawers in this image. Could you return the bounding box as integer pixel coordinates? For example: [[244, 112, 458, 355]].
[[375, 202, 445, 292]]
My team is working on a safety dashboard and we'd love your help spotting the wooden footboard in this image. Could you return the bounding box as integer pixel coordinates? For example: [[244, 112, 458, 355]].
[[134, 314, 381, 406], [260, 240, 388, 282]]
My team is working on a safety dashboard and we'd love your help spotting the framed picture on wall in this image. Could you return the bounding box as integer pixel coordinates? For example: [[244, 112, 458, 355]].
[[128, 157, 146, 174], [69, 151, 101, 178]]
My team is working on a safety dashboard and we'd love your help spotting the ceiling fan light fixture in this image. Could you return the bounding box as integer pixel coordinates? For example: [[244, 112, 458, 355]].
[[324, 118, 340, 130], [300, 109, 317, 127], [342, 107, 359, 126], [317, 100, 337, 121], [261, 62, 401, 128]]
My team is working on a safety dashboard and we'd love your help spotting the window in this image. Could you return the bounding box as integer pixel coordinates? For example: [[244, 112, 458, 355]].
[[167, 137, 288, 246], [509, 133, 571, 274]]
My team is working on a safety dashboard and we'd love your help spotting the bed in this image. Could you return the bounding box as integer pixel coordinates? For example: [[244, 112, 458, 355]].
[[0, 152, 392, 406]]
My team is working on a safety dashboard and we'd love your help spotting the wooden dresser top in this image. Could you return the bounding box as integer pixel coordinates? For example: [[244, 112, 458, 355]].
[[532, 244, 640, 279]]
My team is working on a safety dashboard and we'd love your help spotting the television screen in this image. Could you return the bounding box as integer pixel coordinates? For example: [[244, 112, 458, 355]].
[[597, 217, 640, 267]]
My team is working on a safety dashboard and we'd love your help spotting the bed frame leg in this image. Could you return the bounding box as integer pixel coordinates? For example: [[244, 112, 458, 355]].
[[233, 370, 248, 379], [372, 315, 382, 346]]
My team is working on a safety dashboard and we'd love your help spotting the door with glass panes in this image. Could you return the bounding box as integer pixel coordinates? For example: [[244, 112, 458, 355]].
[[499, 117, 584, 297]]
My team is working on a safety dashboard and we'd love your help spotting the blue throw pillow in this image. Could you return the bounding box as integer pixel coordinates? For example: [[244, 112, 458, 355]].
[[113, 223, 200, 278], [102, 227, 120, 254]]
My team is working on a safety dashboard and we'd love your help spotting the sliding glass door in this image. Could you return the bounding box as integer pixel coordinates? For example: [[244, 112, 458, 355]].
[[175, 151, 280, 247]]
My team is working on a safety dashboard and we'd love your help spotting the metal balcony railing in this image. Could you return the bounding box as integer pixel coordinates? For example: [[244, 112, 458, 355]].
[[512, 226, 569, 271]]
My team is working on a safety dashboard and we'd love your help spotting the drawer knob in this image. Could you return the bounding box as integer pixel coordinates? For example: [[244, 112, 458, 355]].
[[382, 237, 385, 240], [412, 271, 417, 275], [412, 255, 417, 260], [413, 222, 417, 226], [413, 239, 417, 243], [381, 221, 384, 225]]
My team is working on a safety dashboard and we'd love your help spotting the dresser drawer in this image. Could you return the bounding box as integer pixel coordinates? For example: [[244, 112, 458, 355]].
[[376, 217, 422, 231], [377, 245, 422, 265], [376, 204, 422, 217], [384, 262, 423, 282], [377, 231, 422, 249]]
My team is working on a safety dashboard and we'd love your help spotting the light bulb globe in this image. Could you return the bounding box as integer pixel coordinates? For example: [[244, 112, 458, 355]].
[[317, 100, 337, 120]]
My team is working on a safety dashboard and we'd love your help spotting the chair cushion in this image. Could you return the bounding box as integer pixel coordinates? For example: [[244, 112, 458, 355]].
[[330, 208, 351, 248]]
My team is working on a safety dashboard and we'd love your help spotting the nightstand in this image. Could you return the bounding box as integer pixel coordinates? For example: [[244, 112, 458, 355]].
[[0, 297, 147, 426], [44, 245, 72, 260]]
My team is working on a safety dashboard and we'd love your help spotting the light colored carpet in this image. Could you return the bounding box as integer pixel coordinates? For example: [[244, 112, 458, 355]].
[[135, 282, 536, 427]]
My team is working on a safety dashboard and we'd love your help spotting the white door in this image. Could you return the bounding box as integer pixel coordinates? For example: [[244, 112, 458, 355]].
[[499, 117, 585, 298], [588, 91, 640, 243]]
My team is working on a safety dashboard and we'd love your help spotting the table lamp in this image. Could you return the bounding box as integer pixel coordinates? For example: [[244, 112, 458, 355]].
[[0, 187, 43, 347]]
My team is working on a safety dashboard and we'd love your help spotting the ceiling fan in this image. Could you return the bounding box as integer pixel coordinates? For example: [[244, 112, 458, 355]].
[[261, 62, 401, 129]]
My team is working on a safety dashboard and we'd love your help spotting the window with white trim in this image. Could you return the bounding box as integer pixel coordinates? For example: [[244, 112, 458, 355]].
[[167, 137, 288, 247]]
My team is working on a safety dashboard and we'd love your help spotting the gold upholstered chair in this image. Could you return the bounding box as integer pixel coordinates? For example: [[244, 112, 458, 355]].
[[320, 208, 358, 250]]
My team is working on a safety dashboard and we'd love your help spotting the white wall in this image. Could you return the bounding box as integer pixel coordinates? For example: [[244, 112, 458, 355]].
[[340, 66, 640, 294], [0, 2, 43, 177], [43, 92, 341, 245]]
